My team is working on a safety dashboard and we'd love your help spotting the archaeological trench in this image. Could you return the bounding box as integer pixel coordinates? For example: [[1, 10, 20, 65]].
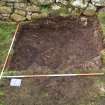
[[0, 0, 105, 105]]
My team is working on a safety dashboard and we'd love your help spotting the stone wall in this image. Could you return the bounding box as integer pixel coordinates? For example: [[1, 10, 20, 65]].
[[0, 0, 105, 22]]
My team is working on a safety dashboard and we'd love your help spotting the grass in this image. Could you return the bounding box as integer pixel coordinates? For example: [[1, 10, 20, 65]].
[[0, 22, 16, 105], [0, 22, 16, 69], [0, 89, 5, 105], [0, 90, 4, 96], [98, 12, 105, 38], [96, 14, 105, 105]]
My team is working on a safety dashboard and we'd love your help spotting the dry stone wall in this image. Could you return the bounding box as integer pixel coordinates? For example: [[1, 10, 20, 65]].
[[0, 0, 105, 22]]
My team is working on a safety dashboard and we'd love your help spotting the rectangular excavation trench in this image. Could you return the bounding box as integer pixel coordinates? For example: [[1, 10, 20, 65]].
[[2, 16, 104, 105]]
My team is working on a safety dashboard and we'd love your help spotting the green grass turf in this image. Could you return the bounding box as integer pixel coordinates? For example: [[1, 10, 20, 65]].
[[0, 22, 16, 69]]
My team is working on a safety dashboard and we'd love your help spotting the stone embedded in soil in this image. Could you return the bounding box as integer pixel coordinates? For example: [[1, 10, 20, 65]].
[[14, 9, 26, 16], [0, 6, 12, 14], [92, 0, 105, 6], [37, 0, 54, 5], [26, 5, 40, 12], [11, 13, 26, 22], [83, 3, 96, 16]]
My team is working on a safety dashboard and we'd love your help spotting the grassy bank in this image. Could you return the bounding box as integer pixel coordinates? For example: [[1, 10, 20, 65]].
[[0, 22, 16, 105], [98, 12, 105, 37], [0, 22, 16, 69]]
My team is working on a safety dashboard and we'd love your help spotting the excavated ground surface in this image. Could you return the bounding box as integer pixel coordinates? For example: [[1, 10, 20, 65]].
[[10, 16, 103, 71], [3, 16, 104, 105]]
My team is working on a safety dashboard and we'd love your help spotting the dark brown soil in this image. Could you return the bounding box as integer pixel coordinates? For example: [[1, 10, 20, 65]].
[[9, 16, 103, 71], [4, 16, 103, 105]]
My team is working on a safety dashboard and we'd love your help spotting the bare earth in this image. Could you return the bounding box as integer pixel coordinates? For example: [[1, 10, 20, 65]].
[[2, 16, 103, 105]]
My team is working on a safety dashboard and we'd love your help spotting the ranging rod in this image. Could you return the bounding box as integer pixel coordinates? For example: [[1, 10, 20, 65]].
[[1, 73, 104, 79]]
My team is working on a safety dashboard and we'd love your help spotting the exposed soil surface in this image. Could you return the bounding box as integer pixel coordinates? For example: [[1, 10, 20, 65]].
[[4, 16, 103, 105], [10, 16, 103, 71]]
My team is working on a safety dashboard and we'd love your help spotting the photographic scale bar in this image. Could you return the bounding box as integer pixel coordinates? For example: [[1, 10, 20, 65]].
[[1, 72, 104, 79]]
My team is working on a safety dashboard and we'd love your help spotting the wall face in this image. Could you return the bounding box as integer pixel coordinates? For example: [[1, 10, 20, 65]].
[[0, 0, 105, 22]]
